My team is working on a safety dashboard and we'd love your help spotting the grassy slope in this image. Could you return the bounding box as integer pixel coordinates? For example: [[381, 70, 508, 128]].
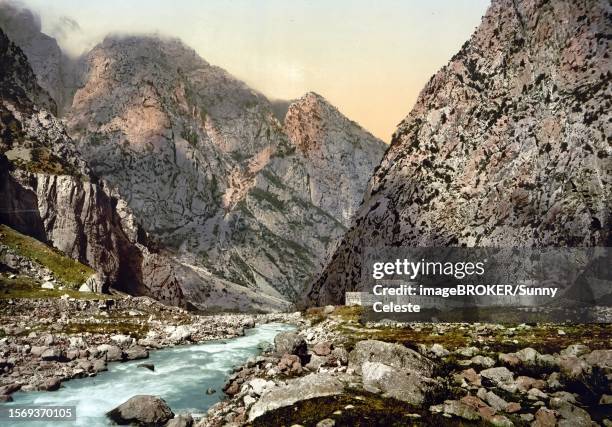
[[0, 224, 97, 299]]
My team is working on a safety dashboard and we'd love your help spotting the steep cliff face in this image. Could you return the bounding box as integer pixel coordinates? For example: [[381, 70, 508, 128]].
[[0, 28, 186, 306], [64, 35, 384, 306], [307, 0, 611, 305]]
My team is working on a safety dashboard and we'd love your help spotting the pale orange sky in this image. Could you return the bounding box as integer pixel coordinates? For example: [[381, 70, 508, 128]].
[[22, 0, 490, 141]]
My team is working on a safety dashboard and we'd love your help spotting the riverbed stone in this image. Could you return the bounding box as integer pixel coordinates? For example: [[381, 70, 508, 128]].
[[166, 413, 193, 427], [274, 332, 307, 359], [41, 348, 63, 362], [138, 363, 155, 372], [106, 395, 174, 426], [278, 353, 302, 375], [97, 344, 123, 362], [125, 345, 149, 360]]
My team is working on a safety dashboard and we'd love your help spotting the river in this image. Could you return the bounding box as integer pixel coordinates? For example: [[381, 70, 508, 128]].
[[6, 322, 294, 426]]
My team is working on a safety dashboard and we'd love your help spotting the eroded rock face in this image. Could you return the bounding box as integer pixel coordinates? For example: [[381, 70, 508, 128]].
[[306, 0, 611, 305], [0, 29, 186, 306], [283, 92, 386, 226]]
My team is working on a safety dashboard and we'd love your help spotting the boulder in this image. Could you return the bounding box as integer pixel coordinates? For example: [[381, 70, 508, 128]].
[[454, 368, 481, 387], [329, 347, 349, 366], [483, 390, 508, 411], [430, 399, 480, 421], [361, 361, 437, 406], [39, 377, 61, 391], [348, 340, 433, 376], [30, 346, 47, 357], [82, 272, 107, 293], [550, 399, 592, 426], [111, 334, 133, 346], [166, 414, 193, 427], [274, 332, 307, 358], [97, 344, 123, 362], [313, 341, 333, 356], [106, 395, 174, 426], [249, 378, 275, 396], [584, 349, 612, 372], [428, 343, 450, 358], [41, 348, 63, 362], [534, 408, 556, 427], [168, 325, 192, 343], [92, 359, 107, 372], [560, 344, 591, 358], [471, 355, 495, 368], [480, 367, 514, 388], [278, 354, 302, 375], [306, 354, 328, 371], [125, 346, 149, 360], [248, 373, 345, 421]]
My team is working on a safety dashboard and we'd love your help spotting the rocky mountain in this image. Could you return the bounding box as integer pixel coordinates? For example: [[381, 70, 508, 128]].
[[0, 28, 187, 305], [306, 0, 611, 305], [0, 6, 385, 310], [0, 2, 77, 114], [65, 35, 384, 307]]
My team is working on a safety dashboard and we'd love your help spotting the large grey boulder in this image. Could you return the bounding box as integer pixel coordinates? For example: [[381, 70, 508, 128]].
[[82, 272, 107, 293], [480, 367, 514, 388], [97, 344, 123, 362], [274, 332, 307, 358], [106, 395, 174, 426], [348, 340, 433, 376], [248, 373, 346, 422], [124, 346, 149, 361], [361, 361, 437, 405]]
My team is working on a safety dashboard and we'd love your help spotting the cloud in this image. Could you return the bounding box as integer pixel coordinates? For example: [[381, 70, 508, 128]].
[[0, 0, 43, 39]]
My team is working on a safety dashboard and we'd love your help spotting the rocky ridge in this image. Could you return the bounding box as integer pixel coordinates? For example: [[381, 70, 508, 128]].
[[307, 0, 611, 305]]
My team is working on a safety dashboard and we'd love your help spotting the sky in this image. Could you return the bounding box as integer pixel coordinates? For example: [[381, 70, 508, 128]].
[[20, 0, 490, 141]]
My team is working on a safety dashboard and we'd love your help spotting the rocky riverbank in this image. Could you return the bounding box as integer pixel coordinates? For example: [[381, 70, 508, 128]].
[[196, 306, 611, 427], [0, 296, 303, 402]]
